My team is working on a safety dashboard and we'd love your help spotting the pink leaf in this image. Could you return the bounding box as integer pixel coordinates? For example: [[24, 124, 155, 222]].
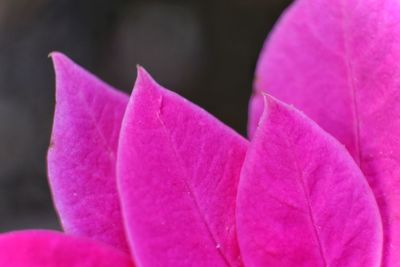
[[48, 53, 129, 251], [249, 0, 400, 265], [117, 67, 248, 267], [238, 96, 382, 267], [0, 230, 134, 267]]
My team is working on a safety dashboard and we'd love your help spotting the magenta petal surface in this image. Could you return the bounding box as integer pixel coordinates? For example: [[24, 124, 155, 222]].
[[249, 0, 400, 265], [48, 53, 129, 251], [238, 96, 382, 267], [117, 67, 248, 267], [0, 230, 134, 267]]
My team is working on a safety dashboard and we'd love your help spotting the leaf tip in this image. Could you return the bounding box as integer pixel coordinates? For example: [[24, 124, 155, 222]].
[[133, 65, 163, 102], [50, 52, 80, 99], [135, 65, 157, 89], [50, 51, 71, 73], [258, 93, 277, 124]]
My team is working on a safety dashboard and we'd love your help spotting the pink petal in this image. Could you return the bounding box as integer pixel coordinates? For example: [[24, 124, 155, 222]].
[[249, 0, 400, 265], [0, 230, 134, 267], [117, 67, 248, 267], [238, 96, 382, 267], [48, 53, 129, 251]]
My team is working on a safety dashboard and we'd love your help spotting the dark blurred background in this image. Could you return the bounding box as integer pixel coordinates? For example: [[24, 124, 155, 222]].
[[0, 0, 292, 231]]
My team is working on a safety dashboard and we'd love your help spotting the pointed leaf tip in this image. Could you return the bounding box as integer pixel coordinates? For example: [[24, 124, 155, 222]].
[[134, 65, 159, 93], [247, 91, 263, 139], [118, 70, 248, 266], [135, 65, 145, 81], [50, 52, 76, 79], [50, 51, 68, 64], [239, 97, 382, 267], [48, 53, 129, 251], [248, 93, 280, 139]]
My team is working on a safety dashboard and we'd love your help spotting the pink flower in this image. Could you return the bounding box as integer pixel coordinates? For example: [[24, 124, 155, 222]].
[[1, 0, 398, 266]]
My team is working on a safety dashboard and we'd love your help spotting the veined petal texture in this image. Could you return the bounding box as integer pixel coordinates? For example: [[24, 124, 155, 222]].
[[48, 53, 129, 251], [249, 0, 400, 265], [239, 96, 382, 267], [118, 67, 248, 267]]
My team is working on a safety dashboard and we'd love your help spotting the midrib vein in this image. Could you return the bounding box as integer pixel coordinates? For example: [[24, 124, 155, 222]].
[[340, 0, 363, 168], [287, 138, 328, 267], [155, 98, 233, 267]]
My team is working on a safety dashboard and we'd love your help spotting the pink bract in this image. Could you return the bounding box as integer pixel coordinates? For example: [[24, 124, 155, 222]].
[[0, 230, 134, 267], [239, 95, 382, 266], [117, 67, 247, 267], [48, 53, 129, 251], [249, 0, 400, 265]]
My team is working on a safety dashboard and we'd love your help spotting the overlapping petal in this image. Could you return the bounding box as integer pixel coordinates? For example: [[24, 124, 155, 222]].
[[249, 0, 400, 265], [117, 67, 248, 267], [0, 230, 134, 267], [239, 96, 382, 267], [48, 53, 129, 251]]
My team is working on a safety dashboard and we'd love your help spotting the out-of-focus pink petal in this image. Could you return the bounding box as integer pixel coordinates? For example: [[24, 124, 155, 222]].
[[48, 52, 129, 251], [0, 230, 134, 267], [249, 0, 400, 265], [239, 96, 382, 267], [117, 67, 248, 267]]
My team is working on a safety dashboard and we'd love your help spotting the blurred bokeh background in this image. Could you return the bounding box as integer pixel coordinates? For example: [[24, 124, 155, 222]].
[[0, 0, 292, 231]]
